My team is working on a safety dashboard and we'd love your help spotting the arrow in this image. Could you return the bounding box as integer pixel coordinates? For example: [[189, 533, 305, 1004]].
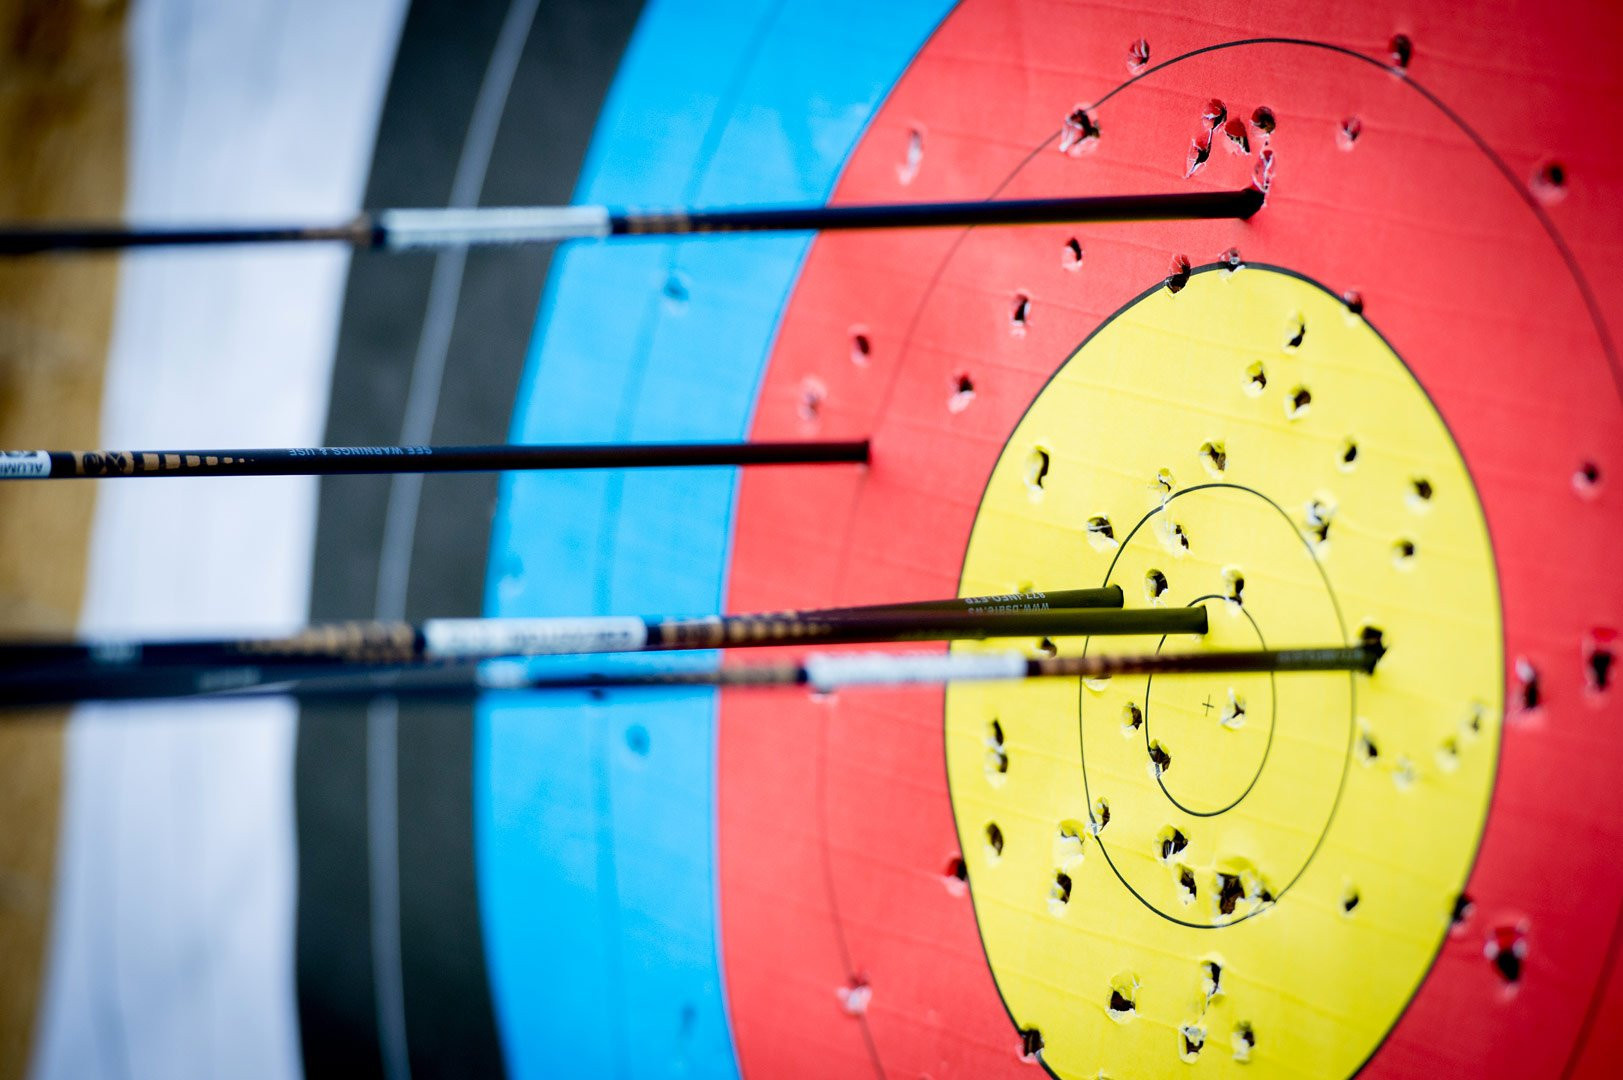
[[0, 188, 1264, 256], [0, 440, 870, 480]]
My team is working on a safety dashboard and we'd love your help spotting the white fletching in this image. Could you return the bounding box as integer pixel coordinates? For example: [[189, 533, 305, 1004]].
[[379, 205, 612, 250], [423, 616, 646, 659], [804, 651, 1027, 692]]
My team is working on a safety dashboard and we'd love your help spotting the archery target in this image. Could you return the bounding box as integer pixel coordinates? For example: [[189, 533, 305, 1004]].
[[460, 0, 1623, 1077], [18, 2, 1623, 1078], [945, 263, 1502, 1077], [715, 1, 1622, 1077]]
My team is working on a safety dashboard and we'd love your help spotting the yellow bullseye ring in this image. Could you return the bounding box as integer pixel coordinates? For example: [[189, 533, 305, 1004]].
[[945, 265, 1503, 1078]]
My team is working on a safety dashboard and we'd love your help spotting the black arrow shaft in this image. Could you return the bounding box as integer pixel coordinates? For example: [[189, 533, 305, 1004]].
[[0, 642, 1378, 710], [1, 440, 870, 480], [0, 188, 1263, 256], [610, 188, 1264, 236], [0, 587, 1131, 675]]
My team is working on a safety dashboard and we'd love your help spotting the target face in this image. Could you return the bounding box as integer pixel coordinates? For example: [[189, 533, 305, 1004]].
[[712, 2, 1620, 1077], [471, 0, 1623, 1077], [946, 264, 1501, 1076]]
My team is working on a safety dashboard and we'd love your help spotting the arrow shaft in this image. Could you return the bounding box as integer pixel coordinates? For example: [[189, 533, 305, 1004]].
[[0, 440, 871, 480], [0, 586, 1132, 675], [0, 189, 1263, 256], [0, 644, 1378, 710]]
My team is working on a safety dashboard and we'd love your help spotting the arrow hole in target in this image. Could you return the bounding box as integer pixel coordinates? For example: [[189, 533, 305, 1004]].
[[797, 376, 826, 423], [1058, 105, 1100, 155], [1010, 292, 1030, 334], [1201, 958, 1222, 999], [1023, 445, 1050, 497], [1122, 701, 1144, 734], [1389, 33, 1415, 69], [1285, 385, 1312, 420], [1055, 820, 1086, 863], [1338, 115, 1363, 149], [1050, 870, 1073, 910], [897, 127, 923, 186], [1339, 437, 1359, 470], [1304, 497, 1333, 547], [1216, 872, 1246, 915], [985, 822, 1005, 860], [1165, 254, 1192, 294], [1513, 657, 1542, 716], [1574, 459, 1602, 497], [1356, 723, 1379, 765], [848, 328, 871, 367], [1221, 118, 1250, 155], [1584, 629, 1616, 694], [1089, 797, 1111, 834], [1285, 314, 1307, 351], [1450, 892, 1476, 934], [1187, 129, 1213, 177], [1086, 515, 1118, 552], [1233, 1021, 1257, 1063], [1180, 1022, 1207, 1062], [1176, 865, 1198, 905], [1148, 740, 1172, 776], [1531, 159, 1568, 204], [1245, 361, 1268, 396], [1107, 975, 1138, 1022], [1127, 36, 1150, 71], [837, 975, 871, 1016], [985, 718, 1009, 783], [1408, 476, 1434, 509], [1486, 923, 1528, 986]]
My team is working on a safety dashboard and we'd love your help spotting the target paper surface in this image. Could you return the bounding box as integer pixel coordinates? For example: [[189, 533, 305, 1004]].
[[477, 1, 1623, 1077]]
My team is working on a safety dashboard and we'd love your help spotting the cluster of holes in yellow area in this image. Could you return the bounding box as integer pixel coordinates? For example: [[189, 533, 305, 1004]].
[[1357, 699, 1490, 794], [1100, 965, 1256, 1063]]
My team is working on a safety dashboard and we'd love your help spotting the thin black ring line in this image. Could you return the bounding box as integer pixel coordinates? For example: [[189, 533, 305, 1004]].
[[1077, 483, 1353, 930], [1082, 36, 1622, 407], [1140, 595, 1276, 818]]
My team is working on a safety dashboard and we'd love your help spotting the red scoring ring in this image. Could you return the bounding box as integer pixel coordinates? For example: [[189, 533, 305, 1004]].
[[718, 3, 1623, 1076]]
